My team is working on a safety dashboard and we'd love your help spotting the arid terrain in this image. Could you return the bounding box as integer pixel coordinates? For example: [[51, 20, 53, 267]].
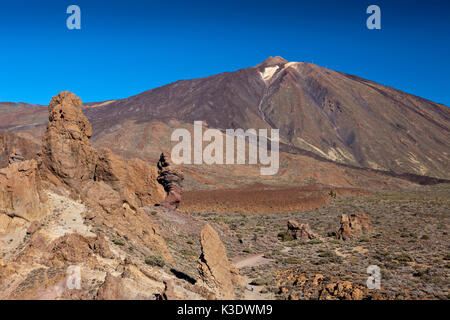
[[0, 57, 449, 300], [193, 183, 449, 300]]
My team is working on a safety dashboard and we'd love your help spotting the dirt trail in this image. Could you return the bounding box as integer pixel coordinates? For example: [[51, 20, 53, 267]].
[[233, 253, 272, 269], [233, 254, 274, 300]]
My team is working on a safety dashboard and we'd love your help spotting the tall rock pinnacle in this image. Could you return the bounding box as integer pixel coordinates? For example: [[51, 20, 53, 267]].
[[40, 91, 98, 189]]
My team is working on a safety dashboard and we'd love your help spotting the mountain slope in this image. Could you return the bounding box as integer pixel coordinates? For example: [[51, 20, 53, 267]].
[[1, 56, 449, 179], [83, 56, 449, 178]]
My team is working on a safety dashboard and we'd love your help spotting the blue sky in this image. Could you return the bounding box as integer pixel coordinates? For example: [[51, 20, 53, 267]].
[[0, 0, 449, 106]]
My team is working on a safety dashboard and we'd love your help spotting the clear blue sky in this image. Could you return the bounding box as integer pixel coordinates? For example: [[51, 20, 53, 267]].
[[0, 0, 449, 106]]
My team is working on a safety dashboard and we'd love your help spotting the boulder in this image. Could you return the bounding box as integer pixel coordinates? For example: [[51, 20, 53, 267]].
[[197, 224, 239, 299], [336, 213, 371, 240], [287, 220, 320, 240], [0, 160, 47, 226], [95, 273, 125, 300]]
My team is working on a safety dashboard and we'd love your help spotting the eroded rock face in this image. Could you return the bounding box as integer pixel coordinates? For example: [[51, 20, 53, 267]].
[[95, 273, 125, 300], [157, 153, 183, 209], [95, 148, 165, 208], [0, 92, 179, 300], [336, 213, 371, 240], [287, 220, 320, 240], [40, 91, 98, 189], [0, 132, 40, 169], [0, 160, 47, 227], [8, 150, 25, 165], [197, 224, 240, 299]]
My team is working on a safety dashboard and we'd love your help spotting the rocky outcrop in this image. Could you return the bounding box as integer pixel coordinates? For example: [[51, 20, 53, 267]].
[[336, 213, 371, 240], [276, 270, 383, 300], [40, 91, 98, 190], [0, 91, 243, 300], [157, 153, 183, 209], [95, 273, 125, 300], [197, 224, 241, 299], [8, 150, 25, 165], [287, 220, 320, 240], [157, 280, 177, 300], [0, 132, 40, 168], [0, 92, 176, 300], [0, 160, 47, 229], [95, 148, 165, 209]]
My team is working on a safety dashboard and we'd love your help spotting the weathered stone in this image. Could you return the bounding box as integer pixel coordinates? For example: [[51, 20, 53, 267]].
[[287, 220, 320, 240], [336, 213, 371, 240], [157, 153, 184, 209], [0, 160, 47, 224], [198, 224, 239, 299], [40, 91, 98, 190], [95, 148, 165, 208]]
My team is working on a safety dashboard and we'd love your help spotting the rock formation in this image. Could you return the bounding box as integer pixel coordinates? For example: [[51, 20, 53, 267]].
[[287, 220, 320, 240], [95, 148, 166, 209], [0, 92, 182, 299], [336, 213, 371, 240], [157, 153, 184, 209], [0, 91, 244, 300], [197, 224, 240, 299], [40, 91, 98, 190], [0, 160, 47, 231], [0, 132, 40, 168], [8, 150, 25, 165]]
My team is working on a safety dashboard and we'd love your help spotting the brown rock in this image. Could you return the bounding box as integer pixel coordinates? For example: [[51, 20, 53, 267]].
[[40, 91, 98, 190], [157, 153, 184, 209], [351, 288, 364, 300], [26, 221, 41, 235], [198, 224, 238, 299], [81, 181, 173, 264], [44, 233, 99, 267], [287, 220, 320, 240], [157, 280, 176, 300], [313, 274, 324, 286], [0, 132, 39, 169], [8, 150, 25, 165], [96, 273, 125, 300], [91, 234, 114, 259], [0, 160, 47, 224], [95, 148, 165, 208], [336, 213, 371, 240]]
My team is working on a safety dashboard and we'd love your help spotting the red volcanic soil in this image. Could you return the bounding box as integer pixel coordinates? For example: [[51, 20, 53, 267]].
[[180, 185, 370, 214]]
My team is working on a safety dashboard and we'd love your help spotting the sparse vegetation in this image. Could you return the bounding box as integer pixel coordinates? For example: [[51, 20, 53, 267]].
[[308, 239, 323, 245], [277, 231, 294, 242], [145, 254, 165, 267], [112, 238, 125, 246]]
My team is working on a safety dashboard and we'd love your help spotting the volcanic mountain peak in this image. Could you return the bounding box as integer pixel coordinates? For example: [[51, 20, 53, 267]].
[[255, 56, 289, 68], [0, 58, 449, 180]]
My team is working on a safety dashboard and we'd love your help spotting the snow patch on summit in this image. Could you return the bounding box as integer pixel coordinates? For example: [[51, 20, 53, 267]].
[[260, 66, 279, 81]]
